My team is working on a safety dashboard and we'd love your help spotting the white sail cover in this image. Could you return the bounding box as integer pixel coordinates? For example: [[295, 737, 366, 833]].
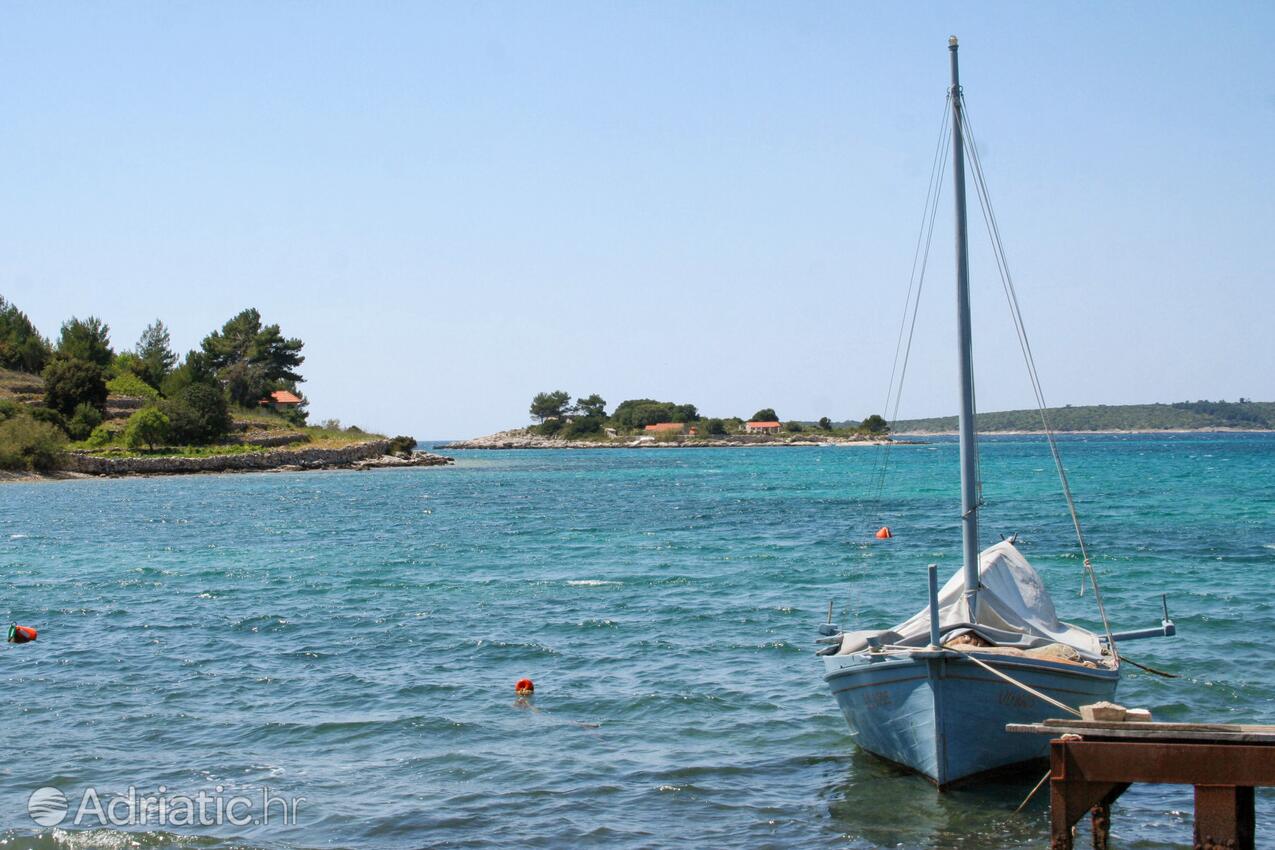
[[836, 540, 1105, 660]]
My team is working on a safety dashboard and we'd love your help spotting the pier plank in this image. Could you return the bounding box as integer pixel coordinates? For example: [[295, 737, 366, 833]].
[[1008, 720, 1275, 744]]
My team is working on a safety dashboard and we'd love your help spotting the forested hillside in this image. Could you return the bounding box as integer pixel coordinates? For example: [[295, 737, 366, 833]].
[[891, 401, 1275, 433]]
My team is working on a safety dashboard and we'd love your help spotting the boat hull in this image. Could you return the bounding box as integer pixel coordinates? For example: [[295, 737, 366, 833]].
[[824, 651, 1118, 787]]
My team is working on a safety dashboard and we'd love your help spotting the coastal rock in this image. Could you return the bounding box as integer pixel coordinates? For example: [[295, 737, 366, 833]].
[[352, 452, 454, 470]]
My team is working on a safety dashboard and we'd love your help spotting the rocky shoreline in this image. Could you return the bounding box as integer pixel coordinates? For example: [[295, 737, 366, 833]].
[[441, 430, 890, 450], [4, 441, 453, 482]]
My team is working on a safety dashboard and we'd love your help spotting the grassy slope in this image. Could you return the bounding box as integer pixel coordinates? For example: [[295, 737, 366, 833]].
[[1, 367, 382, 454], [231, 408, 383, 447], [0, 367, 44, 403], [80, 413, 383, 456]]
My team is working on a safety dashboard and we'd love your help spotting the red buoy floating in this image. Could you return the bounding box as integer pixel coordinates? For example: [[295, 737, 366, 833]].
[[7, 624, 37, 644], [875, 526, 893, 540], [515, 678, 535, 696]]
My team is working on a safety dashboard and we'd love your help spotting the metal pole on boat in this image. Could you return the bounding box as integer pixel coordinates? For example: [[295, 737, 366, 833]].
[[949, 35, 981, 618], [927, 564, 942, 648]]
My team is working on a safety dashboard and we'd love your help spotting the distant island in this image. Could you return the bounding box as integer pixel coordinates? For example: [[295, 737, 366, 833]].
[[0, 295, 450, 479], [886, 400, 1275, 434], [442, 392, 891, 449]]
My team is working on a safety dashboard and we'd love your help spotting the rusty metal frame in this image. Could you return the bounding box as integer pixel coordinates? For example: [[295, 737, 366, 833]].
[[1047, 737, 1274, 850]]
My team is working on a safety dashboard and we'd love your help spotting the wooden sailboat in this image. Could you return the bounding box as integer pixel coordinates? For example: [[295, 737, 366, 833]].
[[817, 37, 1174, 788]]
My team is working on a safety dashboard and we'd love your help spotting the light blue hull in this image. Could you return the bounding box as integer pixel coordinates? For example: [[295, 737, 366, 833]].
[[824, 651, 1119, 787]]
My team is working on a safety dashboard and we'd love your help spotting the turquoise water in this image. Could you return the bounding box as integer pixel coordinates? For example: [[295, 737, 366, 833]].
[[1, 434, 1273, 849]]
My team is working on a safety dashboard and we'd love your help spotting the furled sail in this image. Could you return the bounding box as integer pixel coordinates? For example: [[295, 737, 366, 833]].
[[835, 541, 1105, 662]]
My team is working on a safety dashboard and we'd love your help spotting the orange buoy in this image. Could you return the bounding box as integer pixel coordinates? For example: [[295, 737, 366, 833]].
[[875, 526, 893, 540], [515, 678, 535, 696], [7, 624, 37, 644]]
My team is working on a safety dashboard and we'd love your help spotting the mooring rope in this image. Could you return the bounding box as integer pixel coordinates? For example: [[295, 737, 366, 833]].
[[945, 646, 1083, 718], [956, 96, 1119, 663], [1014, 769, 1053, 814], [1120, 655, 1179, 679]]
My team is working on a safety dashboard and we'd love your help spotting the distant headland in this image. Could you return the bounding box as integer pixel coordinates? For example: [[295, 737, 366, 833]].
[[889, 400, 1275, 434], [0, 295, 450, 480], [441, 392, 891, 449]]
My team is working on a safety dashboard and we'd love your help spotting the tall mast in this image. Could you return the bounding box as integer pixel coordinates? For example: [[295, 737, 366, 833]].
[[949, 36, 980, 617]]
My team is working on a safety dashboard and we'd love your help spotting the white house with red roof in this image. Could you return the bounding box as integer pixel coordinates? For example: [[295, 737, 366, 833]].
[[260, 389, 303, 411]]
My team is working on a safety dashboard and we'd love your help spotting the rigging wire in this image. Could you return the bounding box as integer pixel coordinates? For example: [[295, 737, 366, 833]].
[[868, 96, 952, 518], [956, 95, 1119, 660]]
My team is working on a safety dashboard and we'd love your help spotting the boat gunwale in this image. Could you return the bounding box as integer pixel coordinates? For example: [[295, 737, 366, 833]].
[[823, 648, 1120, 686]]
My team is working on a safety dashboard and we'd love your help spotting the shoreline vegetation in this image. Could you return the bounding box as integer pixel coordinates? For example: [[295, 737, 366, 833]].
[[442, 391, 892, 450], [0, 296, 451, 480]]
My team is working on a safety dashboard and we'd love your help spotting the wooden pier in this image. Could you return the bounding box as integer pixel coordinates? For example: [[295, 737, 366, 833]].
[[1008, 719, 1275, 850]]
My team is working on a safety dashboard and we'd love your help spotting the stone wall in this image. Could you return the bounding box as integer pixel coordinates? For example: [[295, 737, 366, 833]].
[[228, 432, 311, 448], [64, 440, 393, 476]]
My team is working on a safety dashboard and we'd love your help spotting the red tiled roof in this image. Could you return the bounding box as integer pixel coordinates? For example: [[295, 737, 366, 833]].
[[745, 421, 781, 428], [644, 422, 685, 432], [266, 390, 302, 404]]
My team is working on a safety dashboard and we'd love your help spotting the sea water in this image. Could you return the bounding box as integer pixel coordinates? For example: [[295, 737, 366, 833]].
[[1, 433, 1272, 849]]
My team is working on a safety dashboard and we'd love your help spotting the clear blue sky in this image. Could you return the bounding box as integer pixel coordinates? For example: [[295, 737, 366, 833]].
[[2, 3, 1271, 437]]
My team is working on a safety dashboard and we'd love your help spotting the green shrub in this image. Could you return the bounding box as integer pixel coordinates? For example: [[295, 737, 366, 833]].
[[161, 351, 216, 398], [562, 417, 602, 438], [106, 371, 159, 401], [109, 351, 143, 379], [859, 414, 890, 435], [704, 418, 727, 436], [85, 424, 118, 448], [160, 383, 231, 445], [0, 415, 66, 470], [610, 399, 699, 429], [387, 435, 417, 455], [281, 402, 309, 427], [124, 407, 170, 450], [0, 399, 18, 421], [42, 356, 107, 415], [536, 418, 562, 436], [67, 402, 104, 440], [29, 406, 68, 433]]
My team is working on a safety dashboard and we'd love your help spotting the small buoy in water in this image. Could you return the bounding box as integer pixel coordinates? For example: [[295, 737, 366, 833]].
[[515, 678, 535, 696], [875, 526, 892, 540], [7, 624, 37, 644]]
